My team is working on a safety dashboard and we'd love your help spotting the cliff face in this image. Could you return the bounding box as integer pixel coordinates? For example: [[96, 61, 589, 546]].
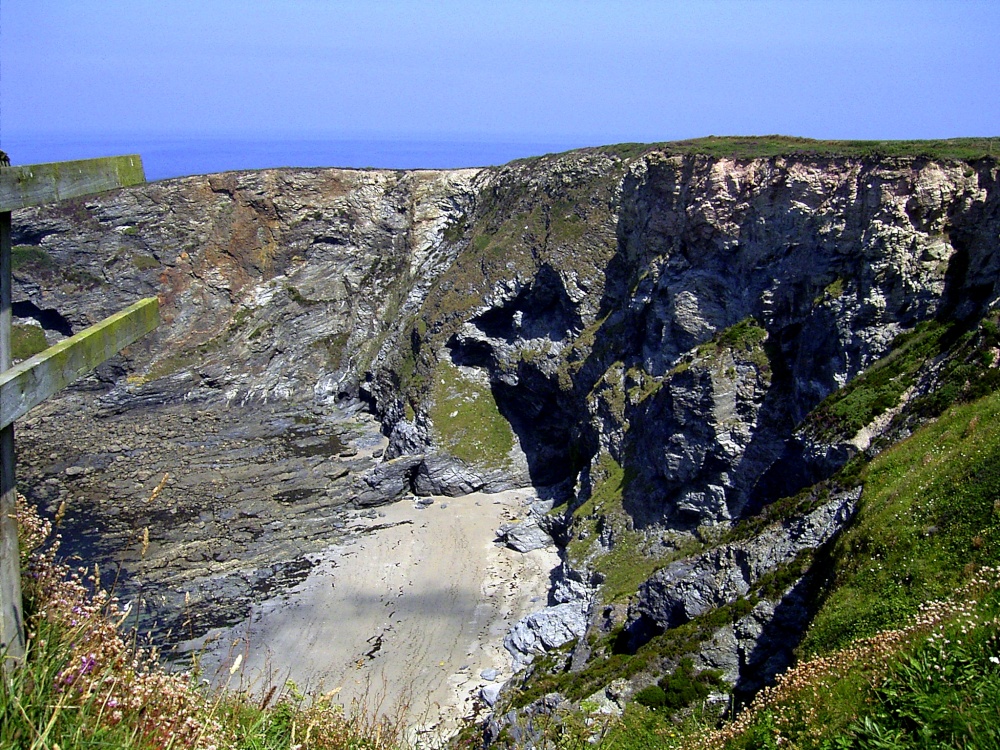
[[369, 152, 999, 523], [10, 147, 1000, 718]]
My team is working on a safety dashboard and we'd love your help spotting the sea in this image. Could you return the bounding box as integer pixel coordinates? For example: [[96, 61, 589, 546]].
[[1, 133, 585, 182]]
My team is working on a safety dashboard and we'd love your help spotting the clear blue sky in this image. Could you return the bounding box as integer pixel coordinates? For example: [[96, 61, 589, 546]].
[[1, 0, 997, 170]]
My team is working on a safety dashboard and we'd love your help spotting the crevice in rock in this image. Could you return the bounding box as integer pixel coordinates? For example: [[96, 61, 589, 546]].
[[13, 299, 74, 336], [471, 264, 583, 343]]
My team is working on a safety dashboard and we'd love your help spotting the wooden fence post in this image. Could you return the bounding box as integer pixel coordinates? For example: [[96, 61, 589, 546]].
[[0, 210, 25, 666]]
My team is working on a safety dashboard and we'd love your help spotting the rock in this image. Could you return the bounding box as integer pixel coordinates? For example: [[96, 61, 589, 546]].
[[10, 149, 1000, 711], [498, 520, 552, 552], [505, 601, 589, 667], [480, 683, 502, 706], [358, 456, 422, 501], [583, 678, 633, 715], [480, 668, 499, 681], [635, 489, 860, 630], [413, 456, 487, 497]]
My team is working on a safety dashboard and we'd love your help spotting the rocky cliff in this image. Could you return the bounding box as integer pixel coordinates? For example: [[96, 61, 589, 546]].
[[10, 141, 1000, 733]]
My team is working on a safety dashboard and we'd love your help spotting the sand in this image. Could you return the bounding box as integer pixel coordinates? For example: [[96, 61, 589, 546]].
[[191, 489, 559, 742]]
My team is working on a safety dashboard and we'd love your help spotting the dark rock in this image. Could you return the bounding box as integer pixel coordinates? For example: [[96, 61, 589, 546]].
[[413, 456, 487, 496]]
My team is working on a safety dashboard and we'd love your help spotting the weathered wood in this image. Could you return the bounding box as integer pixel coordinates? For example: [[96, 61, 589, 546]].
[[0, 210, 24, 664], [0, 151, 156, 669], [0, 155, 145, 213], [0, 425, 19, 665], [0, 298, 159, 431]]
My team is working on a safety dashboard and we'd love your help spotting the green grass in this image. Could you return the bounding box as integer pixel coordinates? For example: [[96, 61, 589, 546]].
[[837, 608, 1000, 749], [801, 387, 1000, 656], [708, 574, 1000, 750], [428, 359, 515, 470], [564, 453, 668, 604], [12, 323, 48, 360], [804, 320, 949, 440], [695, 318, 771, 373], [132, 254, 160, 271], [593, 135, 1000, 163], [12, 245, 55, 271]]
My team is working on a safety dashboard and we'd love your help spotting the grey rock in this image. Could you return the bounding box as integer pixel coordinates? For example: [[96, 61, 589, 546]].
[[480, 683, 502, 706], [505, 601, 589, 667], [10, 151, 1000, 697], [480, 668, 499, 681], [636, 489, 860, 630], [413, 456, 487, 496], [360, 456, 423, 500], [498, 520, 553, 553]]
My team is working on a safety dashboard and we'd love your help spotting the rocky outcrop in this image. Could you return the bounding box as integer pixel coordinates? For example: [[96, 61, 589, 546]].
[[634, 489, 860, 630], [9, 146, 1000, 719], [504, 601, 589, 667]]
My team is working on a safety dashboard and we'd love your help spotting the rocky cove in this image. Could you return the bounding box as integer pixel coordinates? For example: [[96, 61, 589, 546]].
[[9, 143, 1000, 741]]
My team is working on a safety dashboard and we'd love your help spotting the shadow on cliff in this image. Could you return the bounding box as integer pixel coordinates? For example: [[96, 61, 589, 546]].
[[731, 573, 816, 707], [446, 264, 595, 491]]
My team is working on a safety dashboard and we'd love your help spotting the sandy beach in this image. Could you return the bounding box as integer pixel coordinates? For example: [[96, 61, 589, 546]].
[[191, 489, 558, 741]]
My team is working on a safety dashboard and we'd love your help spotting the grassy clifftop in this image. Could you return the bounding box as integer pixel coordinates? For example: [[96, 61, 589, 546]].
[[591, 135, 1000, 162]]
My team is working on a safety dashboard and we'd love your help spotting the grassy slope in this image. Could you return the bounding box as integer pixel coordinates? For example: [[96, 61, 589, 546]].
[[501, 311, 1000, 748]]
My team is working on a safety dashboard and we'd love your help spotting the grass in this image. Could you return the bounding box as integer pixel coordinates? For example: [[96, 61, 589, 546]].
[[428, 359, 515, 471], [801, 386, 1000, 656], [12, 323, 49, 361], [698, 570, 1000, 750], [803, 319, 950, 441], [132, 254, 160, 271], [594, 135, 1000, 162], [502, 303, 1000, 747], [564, 453, 667, 605], [697, 317, 771, 373], [3, 496, 404, 750], [12, 245, 55, 271], [505, 570, 1000, 750]]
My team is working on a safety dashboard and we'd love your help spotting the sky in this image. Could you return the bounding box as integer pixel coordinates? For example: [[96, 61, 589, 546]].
[[1, 1, 998, 176]]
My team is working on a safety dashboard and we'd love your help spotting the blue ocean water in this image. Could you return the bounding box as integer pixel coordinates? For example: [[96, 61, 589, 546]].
[[1, 134, 584, 182]]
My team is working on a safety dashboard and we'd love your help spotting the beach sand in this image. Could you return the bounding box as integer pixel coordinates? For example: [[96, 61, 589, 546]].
[[193, 489, 558, 742]]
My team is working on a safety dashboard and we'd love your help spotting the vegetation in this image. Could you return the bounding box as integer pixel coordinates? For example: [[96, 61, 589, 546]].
[[2, 497, 404, 750], [595, 135, 1000, 163], [698, 317, 771, 373], [499, 300, 1000, 747], [428, 360, 515, 470], [802, 386, 1000, 655], [564, 453, 668, 604], [697, 570, 1000, 750], [806, 312, 1000, 442], [12, 323, 49, 361], [12, 245, 55, 271], [132, 254, 160, 271], [634, 659, 725, 711]]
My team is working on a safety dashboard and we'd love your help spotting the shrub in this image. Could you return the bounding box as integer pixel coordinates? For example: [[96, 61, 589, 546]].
[[634, 685, 667, 709]]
